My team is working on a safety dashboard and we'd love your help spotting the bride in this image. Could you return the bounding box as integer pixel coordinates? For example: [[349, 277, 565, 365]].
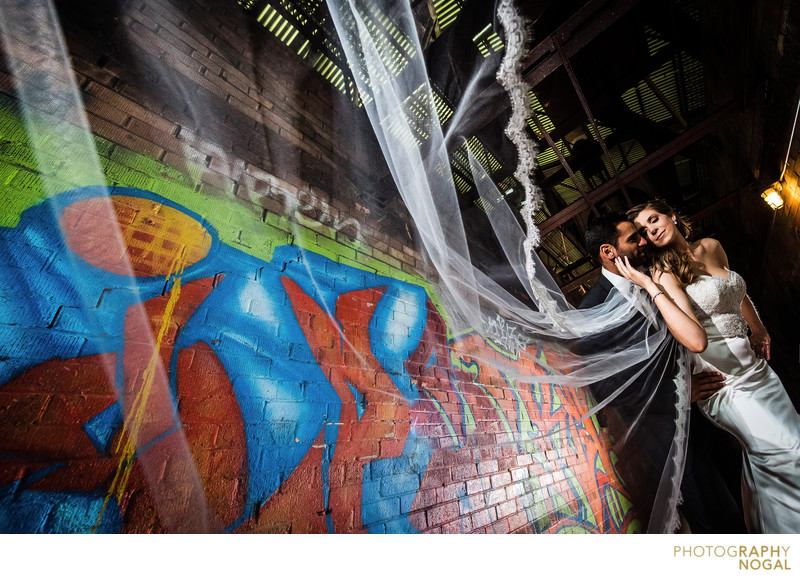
[[620, 199, 800, 533]]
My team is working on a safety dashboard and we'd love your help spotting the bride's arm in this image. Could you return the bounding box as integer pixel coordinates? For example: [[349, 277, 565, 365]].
[[705, 238, 770, 359], [742, 296, 770, 360], [615, 257, 707, 353]]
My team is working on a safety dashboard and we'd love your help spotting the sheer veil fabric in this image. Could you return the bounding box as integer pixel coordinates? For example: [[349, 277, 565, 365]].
[[326, 0, 690, 533]]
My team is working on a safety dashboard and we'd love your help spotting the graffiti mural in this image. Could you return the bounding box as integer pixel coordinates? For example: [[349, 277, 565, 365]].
[[0, 187, 636, 533]]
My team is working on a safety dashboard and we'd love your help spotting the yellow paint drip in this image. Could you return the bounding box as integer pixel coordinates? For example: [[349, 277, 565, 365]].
[[93, 247, 188, 533]]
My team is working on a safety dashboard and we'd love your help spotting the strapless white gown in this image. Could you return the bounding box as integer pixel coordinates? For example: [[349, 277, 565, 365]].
[[686, 268, 800, 533]]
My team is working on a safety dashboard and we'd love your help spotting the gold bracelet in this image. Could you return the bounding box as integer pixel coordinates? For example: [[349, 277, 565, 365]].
[[652, 291, 665, 301]]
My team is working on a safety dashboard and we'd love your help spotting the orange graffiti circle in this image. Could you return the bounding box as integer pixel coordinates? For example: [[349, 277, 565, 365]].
[[60, 196, 212, 277]]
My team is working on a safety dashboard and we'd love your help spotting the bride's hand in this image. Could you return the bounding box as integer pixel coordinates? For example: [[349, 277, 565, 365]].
[[749, 328, 771, 360], [614, 256, 651, 290]]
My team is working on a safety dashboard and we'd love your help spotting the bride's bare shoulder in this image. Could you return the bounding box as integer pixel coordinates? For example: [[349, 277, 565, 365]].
[[691, 237, 724, 258], [700, 237, 723, 250]]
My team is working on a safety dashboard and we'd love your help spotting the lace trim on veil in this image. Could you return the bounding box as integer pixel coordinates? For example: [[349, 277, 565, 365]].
[[666, 345, 690, 533], [496, 0, 567, 329]]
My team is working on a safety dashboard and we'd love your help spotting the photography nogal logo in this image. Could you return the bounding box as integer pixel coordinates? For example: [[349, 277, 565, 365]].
[[673, 545, 792, 571]]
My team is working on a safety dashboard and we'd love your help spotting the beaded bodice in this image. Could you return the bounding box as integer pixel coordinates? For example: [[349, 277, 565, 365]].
[[685, 268, 748, 338]]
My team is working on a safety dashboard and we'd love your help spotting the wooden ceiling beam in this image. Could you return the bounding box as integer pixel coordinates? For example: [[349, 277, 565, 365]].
[[522, 0, 643, 87], [454, 0, 643, 140], [537, 99, 740, 236]]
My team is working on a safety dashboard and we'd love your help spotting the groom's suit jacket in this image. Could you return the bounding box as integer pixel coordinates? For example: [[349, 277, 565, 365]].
[[579, 272, 615, 309], [578, 273, 678, 417]]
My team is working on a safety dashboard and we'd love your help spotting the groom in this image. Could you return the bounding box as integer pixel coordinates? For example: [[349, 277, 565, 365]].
[[580, 212, 745, 533]]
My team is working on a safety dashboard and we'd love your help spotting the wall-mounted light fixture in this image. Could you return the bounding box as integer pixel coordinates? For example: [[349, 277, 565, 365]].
[[761, 181, 785, 210], [762, 94, 800, 210]]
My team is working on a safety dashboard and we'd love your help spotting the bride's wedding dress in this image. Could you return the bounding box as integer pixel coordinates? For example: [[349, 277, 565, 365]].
[[686, 268, 800, 533]]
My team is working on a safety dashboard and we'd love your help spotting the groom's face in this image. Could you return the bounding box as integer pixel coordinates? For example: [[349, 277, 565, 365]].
[[614, 221, 646, 266]]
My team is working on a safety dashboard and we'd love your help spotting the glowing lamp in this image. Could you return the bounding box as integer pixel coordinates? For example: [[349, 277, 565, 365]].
[[761, 181, 785, 210]]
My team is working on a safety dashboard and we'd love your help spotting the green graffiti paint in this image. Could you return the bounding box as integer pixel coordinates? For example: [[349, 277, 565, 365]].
[[563, 465, 598, 527], [452, 381, 477, 437], [521, 475, 551, 533], [505, 373, 539, 451], [421, 389, 460, 446], [0, 91, 446, 316], [548, 486, 575, 520], [476, 383, 515, 441]]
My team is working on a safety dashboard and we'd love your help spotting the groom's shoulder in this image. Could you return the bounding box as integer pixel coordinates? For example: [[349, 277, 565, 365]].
[[578, 274, 612, 309]]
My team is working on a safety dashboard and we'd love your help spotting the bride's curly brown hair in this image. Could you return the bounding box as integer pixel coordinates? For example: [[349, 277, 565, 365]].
[[627, 200, 697, 288]]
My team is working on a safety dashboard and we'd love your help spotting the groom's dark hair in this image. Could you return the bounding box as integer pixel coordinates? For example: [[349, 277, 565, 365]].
[[585, 212, 629, 263]]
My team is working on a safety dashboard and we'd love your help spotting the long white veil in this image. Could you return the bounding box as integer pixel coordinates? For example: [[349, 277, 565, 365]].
[[325, 0, 690, 533]]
